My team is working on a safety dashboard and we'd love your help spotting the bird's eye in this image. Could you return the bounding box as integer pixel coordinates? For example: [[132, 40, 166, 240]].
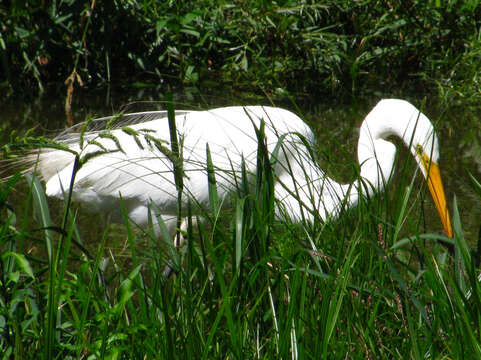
[[415, 144, 424, 156]]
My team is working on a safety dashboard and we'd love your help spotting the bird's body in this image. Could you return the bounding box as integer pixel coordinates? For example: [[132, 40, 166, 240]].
[[30, 99, 453, 237]]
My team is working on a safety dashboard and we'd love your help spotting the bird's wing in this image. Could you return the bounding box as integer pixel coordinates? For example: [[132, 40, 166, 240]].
[[46, 106, 318, 216]]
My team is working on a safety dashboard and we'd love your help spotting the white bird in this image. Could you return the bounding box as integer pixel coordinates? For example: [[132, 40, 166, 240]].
[[26, 99, 453, 238]]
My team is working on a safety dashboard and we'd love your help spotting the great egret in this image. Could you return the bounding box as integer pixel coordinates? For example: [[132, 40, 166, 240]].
[[26, 99, 453, 238]]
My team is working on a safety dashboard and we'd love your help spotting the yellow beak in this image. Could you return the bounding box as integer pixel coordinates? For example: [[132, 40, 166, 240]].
[[420, 154, 453, 238]]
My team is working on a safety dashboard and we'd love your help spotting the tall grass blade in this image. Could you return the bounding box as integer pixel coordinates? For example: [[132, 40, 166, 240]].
[[24, 173, 58, 358], [1, 252, 34, 279], [206, 143, 220, 215], [453, 195, 469, 293], [166, 93, 184, 247], [468, 171, 481, 198], [268, 283, 280, 355], [76, 227, 109, 358], [322, 235, 360, 358], [405, 299, 422, 360], [150, 203, 180, 272], [24, 174, 53, 260], [234, 197, 245, 272], [393, 183, 414, 242]]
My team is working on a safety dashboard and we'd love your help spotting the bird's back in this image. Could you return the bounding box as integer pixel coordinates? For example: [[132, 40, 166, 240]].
[[41, 106, 316, 219]]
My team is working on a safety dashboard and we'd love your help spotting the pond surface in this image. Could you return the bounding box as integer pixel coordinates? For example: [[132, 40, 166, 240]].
[[1, 86, 480, 244]]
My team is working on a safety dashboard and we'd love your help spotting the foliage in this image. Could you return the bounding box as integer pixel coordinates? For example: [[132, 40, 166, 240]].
[[1, 0, 480, 99], [1, 113, 481, 359]]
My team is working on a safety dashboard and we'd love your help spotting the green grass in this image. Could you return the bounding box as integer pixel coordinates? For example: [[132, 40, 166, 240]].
[[1, 117, 481, 359]]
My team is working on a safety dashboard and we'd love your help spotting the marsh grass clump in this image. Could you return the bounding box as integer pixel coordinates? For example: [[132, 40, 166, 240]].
[[1, 125, 481, 359]]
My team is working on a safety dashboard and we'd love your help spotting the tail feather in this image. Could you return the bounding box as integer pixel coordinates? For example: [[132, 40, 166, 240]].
[[2, 109, 186, 183], [35, 149, 77, 181], [1, 148, 76, 183]]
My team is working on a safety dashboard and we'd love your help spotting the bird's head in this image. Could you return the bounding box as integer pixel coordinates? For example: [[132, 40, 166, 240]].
[[360, 99, 453, 238], [411, 135, 452, 238]]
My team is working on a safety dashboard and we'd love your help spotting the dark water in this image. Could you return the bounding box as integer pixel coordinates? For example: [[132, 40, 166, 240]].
[[1, 86, 480, 243]]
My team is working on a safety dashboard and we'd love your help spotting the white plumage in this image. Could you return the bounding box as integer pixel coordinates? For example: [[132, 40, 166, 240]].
[[31, 99, 453, 237]]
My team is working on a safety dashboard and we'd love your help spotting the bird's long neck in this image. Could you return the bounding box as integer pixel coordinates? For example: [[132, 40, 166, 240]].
[[277, 99, 437, 224], [354, 100, 417, 200], [354, 99, 435, 199]]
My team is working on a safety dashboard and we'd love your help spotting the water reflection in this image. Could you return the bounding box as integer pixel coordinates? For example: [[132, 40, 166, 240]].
[[1, 86, 480, 242]]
